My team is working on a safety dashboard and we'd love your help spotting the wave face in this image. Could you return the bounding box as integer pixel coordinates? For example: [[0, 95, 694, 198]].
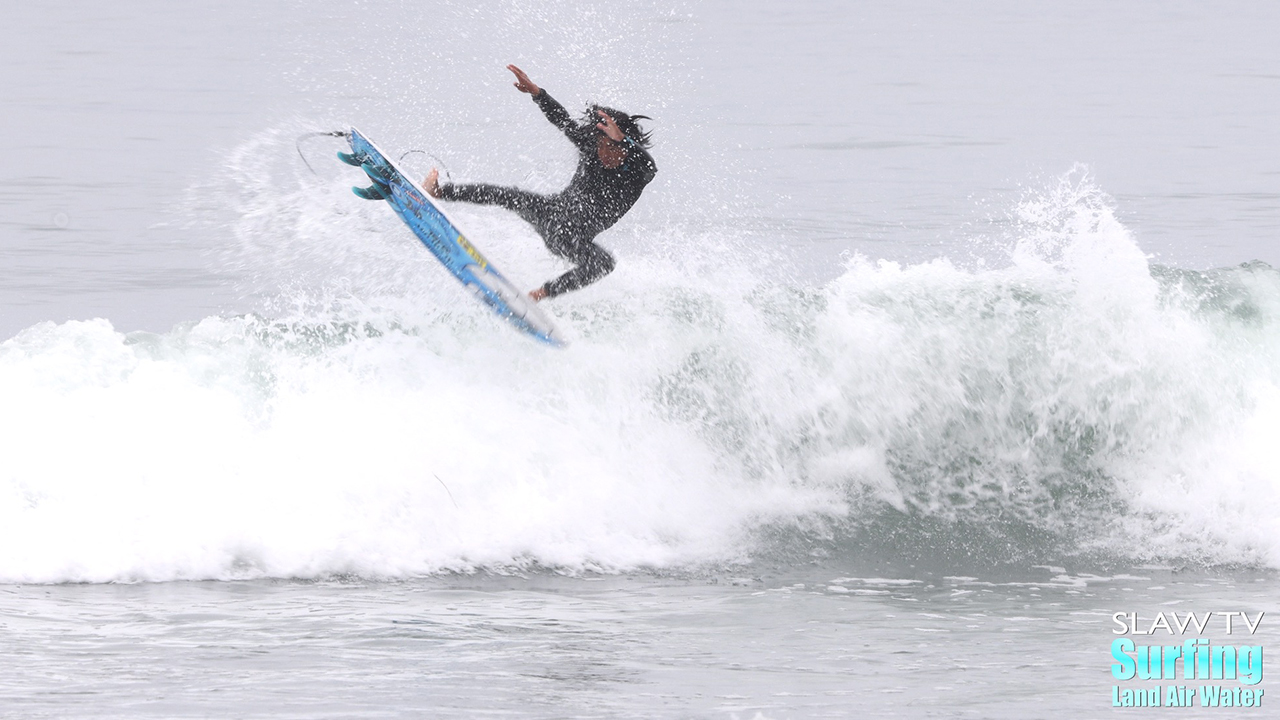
[[3, 160, 1280, 583]]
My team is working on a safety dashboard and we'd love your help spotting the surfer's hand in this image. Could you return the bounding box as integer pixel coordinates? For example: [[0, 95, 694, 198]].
[[529, 286, 549, 302], [596, 110, 624, 142], [423, 168, 441, 198], [507, 64, 540, 96]]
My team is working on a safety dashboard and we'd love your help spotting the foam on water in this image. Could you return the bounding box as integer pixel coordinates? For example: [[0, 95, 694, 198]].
[[3, 148, 1279, 583]]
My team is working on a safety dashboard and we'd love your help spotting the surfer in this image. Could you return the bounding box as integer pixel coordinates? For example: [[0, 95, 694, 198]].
[[424, 64, 656, 302]]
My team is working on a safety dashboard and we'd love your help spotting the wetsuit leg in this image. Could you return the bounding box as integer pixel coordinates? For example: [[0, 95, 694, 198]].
[[541, 238, 616, 298], [440, 183, 617, 297], [437, 183, 547, 226]]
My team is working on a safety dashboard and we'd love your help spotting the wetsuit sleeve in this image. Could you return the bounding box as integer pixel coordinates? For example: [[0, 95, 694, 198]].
[[623, 142, 658, 185], [532, 89, 580, 140]]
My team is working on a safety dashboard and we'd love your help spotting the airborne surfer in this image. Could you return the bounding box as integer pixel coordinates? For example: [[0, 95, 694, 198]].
[[424, 64, 657, 302]]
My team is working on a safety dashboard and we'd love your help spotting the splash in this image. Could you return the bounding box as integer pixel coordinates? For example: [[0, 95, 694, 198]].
[[3, 159, 1279, 582]]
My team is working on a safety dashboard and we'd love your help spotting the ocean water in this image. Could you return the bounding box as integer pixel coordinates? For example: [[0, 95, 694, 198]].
[[2, 1, 1278, 718]]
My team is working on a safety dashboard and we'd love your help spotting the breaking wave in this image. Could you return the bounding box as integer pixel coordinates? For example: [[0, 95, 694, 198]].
[[3, 158, 1279, 583]]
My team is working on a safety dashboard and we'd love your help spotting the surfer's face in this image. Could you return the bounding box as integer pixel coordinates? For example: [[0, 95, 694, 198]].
[[596, 133, 626, 168]]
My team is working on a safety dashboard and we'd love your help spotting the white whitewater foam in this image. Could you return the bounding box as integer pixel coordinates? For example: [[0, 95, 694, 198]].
[[3, 160, 1279, 582]]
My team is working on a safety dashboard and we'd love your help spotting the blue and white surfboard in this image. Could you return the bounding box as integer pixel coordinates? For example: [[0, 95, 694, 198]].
[[342, 127, 566, 347]]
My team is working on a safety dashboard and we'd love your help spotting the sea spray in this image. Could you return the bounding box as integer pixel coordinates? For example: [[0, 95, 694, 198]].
[[5, 162, 1280, 581]]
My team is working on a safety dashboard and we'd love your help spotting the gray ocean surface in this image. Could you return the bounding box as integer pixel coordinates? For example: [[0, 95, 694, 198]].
[[2, 1, 1279, 718]]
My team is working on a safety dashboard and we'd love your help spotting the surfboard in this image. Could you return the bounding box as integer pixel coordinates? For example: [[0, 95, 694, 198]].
[[340, 127, 566, 347]]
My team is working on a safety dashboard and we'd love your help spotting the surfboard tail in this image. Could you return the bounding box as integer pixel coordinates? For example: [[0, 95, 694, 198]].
[[361, 163, 392, 188], [342, 126, 567, 346]]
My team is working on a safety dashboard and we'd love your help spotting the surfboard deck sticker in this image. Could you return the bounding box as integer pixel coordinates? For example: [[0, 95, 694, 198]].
[[343, 127, 567, 347]]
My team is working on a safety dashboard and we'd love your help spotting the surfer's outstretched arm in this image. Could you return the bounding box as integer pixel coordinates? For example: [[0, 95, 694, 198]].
[[508, 64, 540, 96], [532, 90, 578, 138], [507, 65, 577, 138]]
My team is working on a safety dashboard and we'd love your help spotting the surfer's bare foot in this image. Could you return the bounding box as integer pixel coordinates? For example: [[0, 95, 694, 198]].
[[529, 286, 549, 303], [423, 168, 441, 198]]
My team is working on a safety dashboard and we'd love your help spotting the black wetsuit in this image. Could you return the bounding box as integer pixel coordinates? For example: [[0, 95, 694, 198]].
[[437, 89, 657, 298]]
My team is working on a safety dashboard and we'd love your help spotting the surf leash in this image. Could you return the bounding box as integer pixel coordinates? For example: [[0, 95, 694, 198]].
[[295, 130, 349, 176], [399, 149, 453, 185], [433, 473, 459, 509]]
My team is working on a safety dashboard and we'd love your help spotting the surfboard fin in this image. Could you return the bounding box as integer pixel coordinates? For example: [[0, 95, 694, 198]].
[[352, 184, 388, 200], [337, 151, 363, 167], [361, 163, 392, 188]]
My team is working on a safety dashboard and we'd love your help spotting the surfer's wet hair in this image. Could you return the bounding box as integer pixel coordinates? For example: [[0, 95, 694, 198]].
[[584, 105, 653, 149]]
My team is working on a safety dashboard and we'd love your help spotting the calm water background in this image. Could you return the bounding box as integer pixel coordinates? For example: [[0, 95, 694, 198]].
[[3, 1, 1279, 718], [4, 571, 1275, 719]]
